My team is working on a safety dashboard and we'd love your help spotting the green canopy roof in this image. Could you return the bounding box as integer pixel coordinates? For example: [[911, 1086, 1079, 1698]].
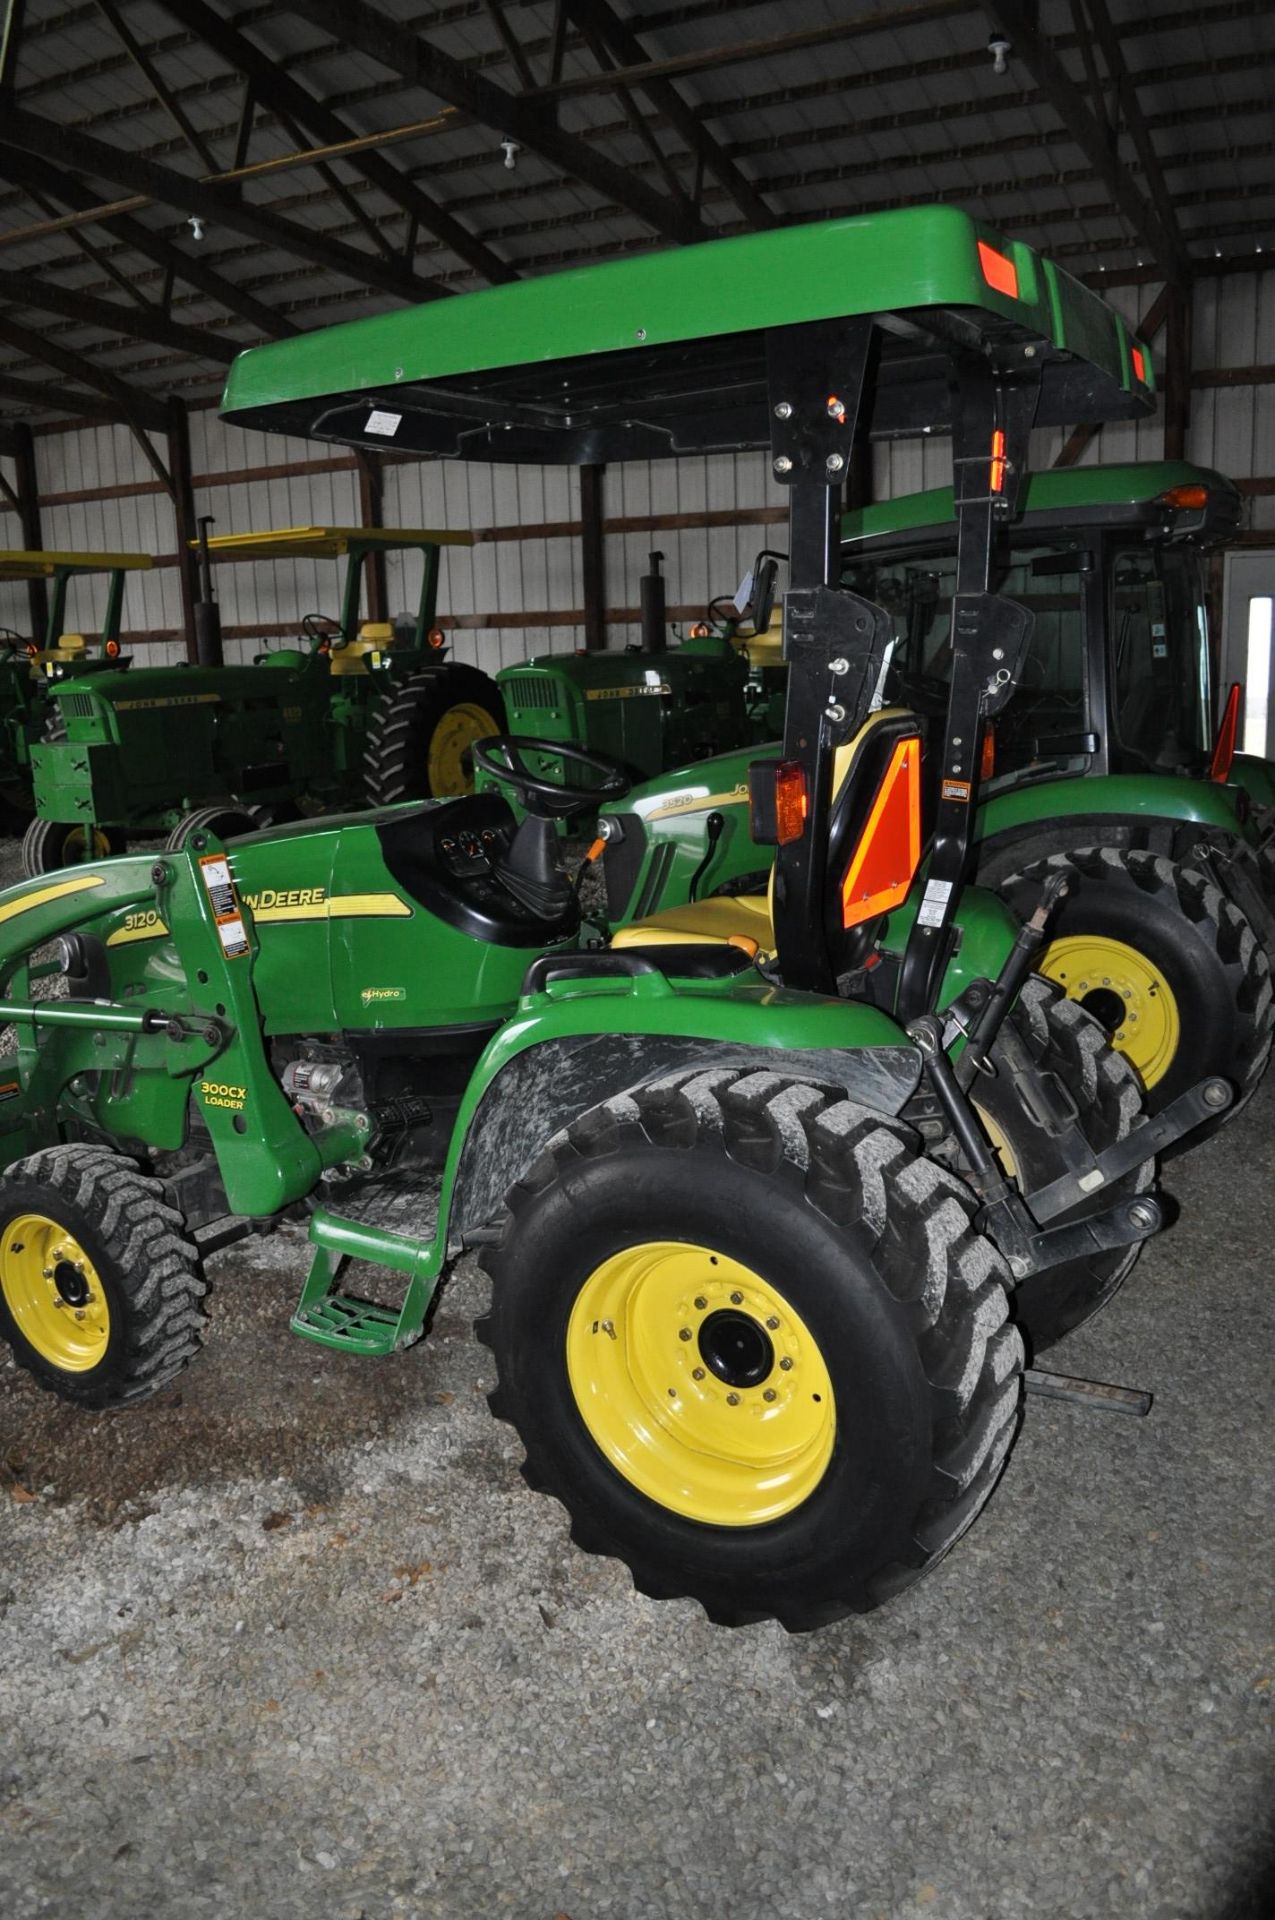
[[840, 460, 1241, 549], [220, 206, 1153, 465]]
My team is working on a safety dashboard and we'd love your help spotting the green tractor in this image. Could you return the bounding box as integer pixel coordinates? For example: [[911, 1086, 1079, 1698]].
[[0, 210, 1226, 1630], [492, 546, 779, 792], [0, 547, 149, 826], [23, 524, 505, 874], [601, 462, 1274, 1122]]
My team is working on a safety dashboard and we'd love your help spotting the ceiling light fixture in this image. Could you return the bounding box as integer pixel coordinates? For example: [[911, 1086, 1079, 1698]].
[[987, 32, 1011, 75]]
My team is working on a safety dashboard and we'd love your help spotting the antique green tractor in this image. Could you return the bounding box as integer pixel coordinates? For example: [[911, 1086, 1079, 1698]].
[[601, 462, 1274, 1122], [0, 547, 149, 827], [492, 548, 771, 791], [0, 210, 1223, 1630], [23, 524, 505, 874]]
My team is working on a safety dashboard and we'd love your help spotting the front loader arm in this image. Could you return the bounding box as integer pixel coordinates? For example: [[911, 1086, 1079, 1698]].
[[0, 847, 322, 1216]]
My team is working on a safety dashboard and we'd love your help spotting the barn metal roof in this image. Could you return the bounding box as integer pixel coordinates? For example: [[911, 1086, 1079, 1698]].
[[0, 0, 1271, 429]]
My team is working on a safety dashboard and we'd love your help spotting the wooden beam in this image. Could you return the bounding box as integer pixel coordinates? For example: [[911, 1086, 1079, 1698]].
[[0, 147, 293, 341], [0, 264, 239, 365], [284, 0, 708, 245], [0, 311, 170, 433], [561, 0, 776, 230], [159, 0, 515, 287], [989, 1, 1189, 285], [0, 108, 448, 306]]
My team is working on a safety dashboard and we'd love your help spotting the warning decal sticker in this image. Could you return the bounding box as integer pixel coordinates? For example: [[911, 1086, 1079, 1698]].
[[198, 852, 250, 959]]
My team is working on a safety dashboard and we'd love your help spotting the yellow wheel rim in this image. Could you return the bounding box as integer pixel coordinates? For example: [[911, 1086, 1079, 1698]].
[[426, 703, 501, 796], [1039, 934, 1181, 1089], [0, 1213, 110, 1372], [64, 825, 112, 864], [565, 1240, 835, 1528]]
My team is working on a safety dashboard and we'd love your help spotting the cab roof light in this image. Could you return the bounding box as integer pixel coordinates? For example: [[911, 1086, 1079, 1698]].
[[1160, 484, 1210, 510], [1210, 681, 1242, 784], [1131, 344, 1147, 384], [977, 239, 1019, 301]]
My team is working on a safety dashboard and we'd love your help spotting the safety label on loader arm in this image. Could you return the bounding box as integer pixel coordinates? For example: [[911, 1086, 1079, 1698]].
[[198, 853, 250, 959]]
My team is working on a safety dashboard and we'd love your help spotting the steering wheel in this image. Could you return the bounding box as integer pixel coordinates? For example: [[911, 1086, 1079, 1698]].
[[470, 734, 631, 820], [302, 612, 345, 649]]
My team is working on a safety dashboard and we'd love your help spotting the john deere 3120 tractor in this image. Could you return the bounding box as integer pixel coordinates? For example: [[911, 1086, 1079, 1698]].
[[602, 461, 1274, 1127], [0, 211, 1226, 1630], [23, 524, 505, 874]]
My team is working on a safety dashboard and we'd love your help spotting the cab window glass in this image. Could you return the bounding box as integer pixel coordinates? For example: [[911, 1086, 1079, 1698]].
[[1111, 546, 1211, 770], [842, 542, 1088, 775]]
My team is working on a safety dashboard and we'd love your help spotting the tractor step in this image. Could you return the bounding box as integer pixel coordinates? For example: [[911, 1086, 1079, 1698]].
[[291, 1171, 443, 1357]]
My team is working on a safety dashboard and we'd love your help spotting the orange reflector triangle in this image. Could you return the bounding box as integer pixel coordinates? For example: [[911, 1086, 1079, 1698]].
[[840, 736, 923, 930], [1210, 681, 1242, 783], [977, 240, 1019, 300]]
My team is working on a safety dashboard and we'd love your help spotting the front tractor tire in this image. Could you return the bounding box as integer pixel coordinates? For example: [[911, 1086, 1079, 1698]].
[[364, 666, 506, 804], [21, 815, 128, 876], [0, 1146, 207, 1409], [999, 847, 1273, 1123], [478, 1069, 1023, 1631]]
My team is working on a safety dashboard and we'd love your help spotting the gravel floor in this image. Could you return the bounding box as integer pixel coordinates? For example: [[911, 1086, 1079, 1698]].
[[0, 850, 1272, 1918]]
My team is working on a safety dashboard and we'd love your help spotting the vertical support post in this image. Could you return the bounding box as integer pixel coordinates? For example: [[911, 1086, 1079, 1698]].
[[165, 397, 211, 665], [897, 361, 1042, 1020], [580, 462, 606, 651], [1163, 282, 1192, 462], [11, 423, 46, 643], [356, 452, 387, 624], [101, 567, 126, 648], [765, 317, 876, 994]]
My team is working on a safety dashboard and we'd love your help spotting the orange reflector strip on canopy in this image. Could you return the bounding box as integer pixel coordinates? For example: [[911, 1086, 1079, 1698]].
[[840, 736, 923, 930], [1131, 345, 1147, 383], [977, 240, 1019, 300], [981, 724, 996, 782], [989, 428, 1007, 494], [1210, 681, 1242, 783]]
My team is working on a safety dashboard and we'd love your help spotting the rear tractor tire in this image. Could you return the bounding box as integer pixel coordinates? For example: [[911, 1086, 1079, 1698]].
[[999, 846, 1273, 1123], [21, 815, 127, 876], [164, 804, 260, 851], [364, 666, 506, 805], [0, 1145, 207, 1409], [478, 1068, 1023, 1630]]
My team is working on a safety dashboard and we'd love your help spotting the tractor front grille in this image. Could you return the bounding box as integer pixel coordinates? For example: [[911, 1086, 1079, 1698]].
[[503, 674, 559, 711], [59, 693, 99, 719]]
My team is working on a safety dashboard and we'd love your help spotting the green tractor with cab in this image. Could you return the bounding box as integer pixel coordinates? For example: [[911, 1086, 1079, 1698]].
[[23, 523, 505, 874], [0, 547, 149, 827], [0, 210, 1231, 1630], [600, 460, 1274, 1125]]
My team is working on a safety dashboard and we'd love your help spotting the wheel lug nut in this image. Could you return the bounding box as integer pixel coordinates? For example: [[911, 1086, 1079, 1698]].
[[766, 1315, 780, 1330], [779, 1357, 793, 1371], [692, 1367, 705, 1381], [730, 1291, 744, 1305], [763, 1388, 777, 1402], [678, 1327, 692, 1342], [693, 1295, 707, 1310], [726, 1392, 740, 1406]]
